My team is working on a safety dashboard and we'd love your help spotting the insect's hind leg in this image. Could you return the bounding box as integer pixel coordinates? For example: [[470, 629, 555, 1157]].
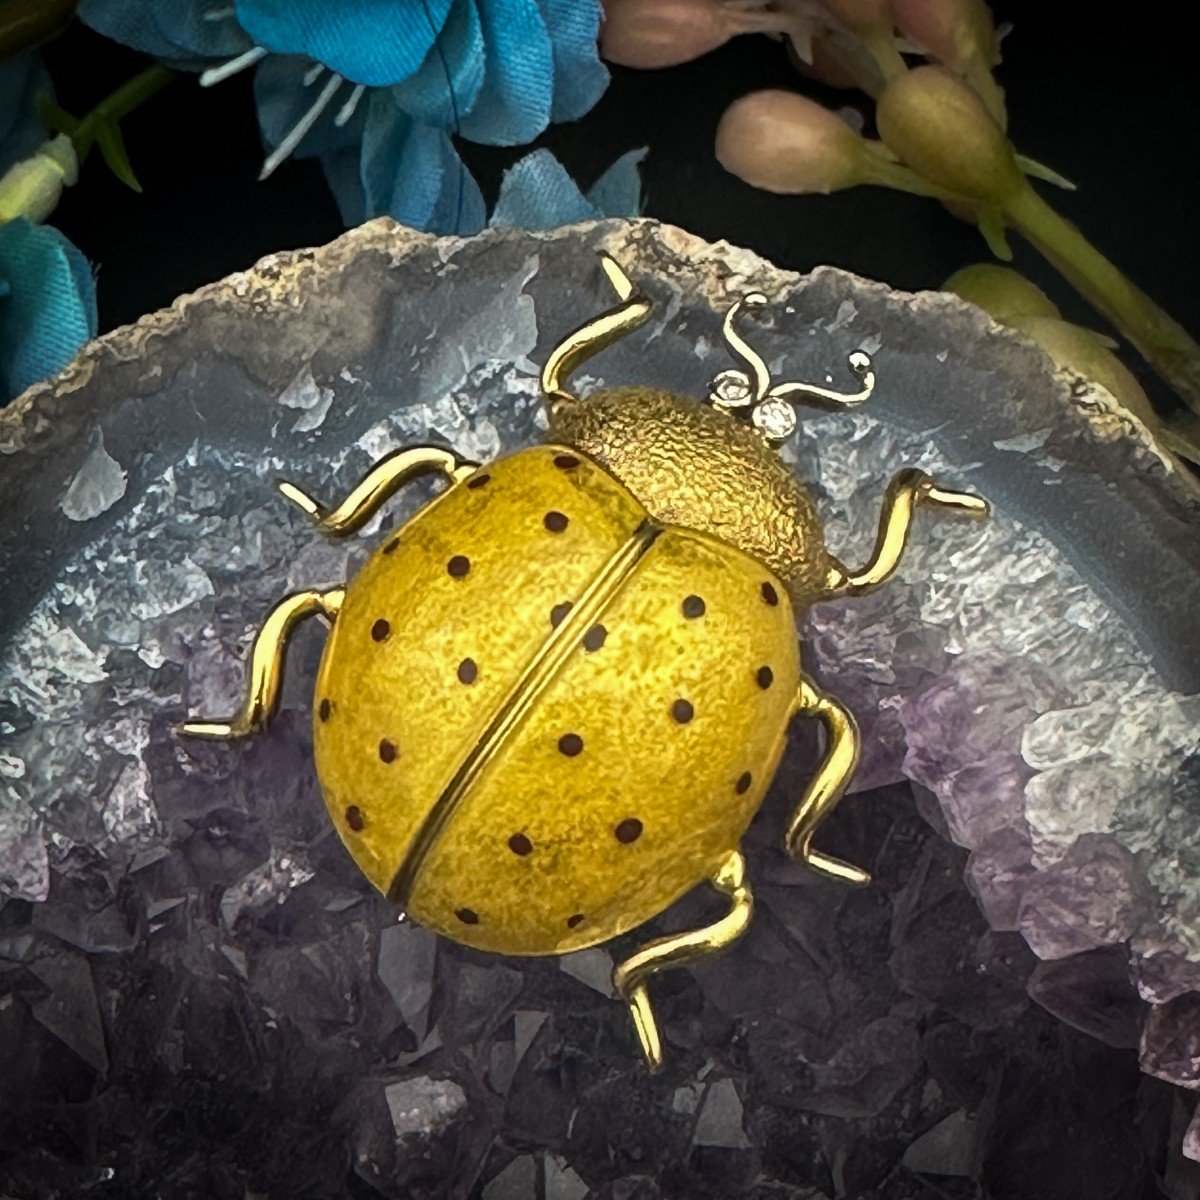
[[177, 586, 344, 740], [785, 677, 870, 886], [277, 445, 477, 538], [613, 850, 753, 1072]]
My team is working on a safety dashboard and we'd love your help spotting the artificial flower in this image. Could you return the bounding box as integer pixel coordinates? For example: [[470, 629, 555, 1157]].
[[77, 0, 613, 235], [0, 55, 97, 404], [488, 146, 645, 230]]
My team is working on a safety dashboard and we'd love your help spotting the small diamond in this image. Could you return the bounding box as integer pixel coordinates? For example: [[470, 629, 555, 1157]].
[[709, 369, 754, 409], [752, 397, 796, 441]]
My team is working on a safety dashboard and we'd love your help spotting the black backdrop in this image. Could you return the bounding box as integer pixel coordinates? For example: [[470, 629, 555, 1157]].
[[41, 2, 1200, 415]]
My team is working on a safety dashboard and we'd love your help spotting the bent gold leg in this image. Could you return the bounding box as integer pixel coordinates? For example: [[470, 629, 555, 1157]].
[[612, 850, 753, 1072], [178, 586, 344, 740], [277, 444, 477, 537], [785, 678, 871, 887], [541, 253, 653, 414], [824, 468, 989, 598]]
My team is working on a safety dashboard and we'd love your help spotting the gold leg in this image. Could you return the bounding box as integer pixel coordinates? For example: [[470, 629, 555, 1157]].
[[786, 678, 871, 886], [276, 444, 477, 537], [824, 468, 989, 597], [541, 253, 653, 414], [177, 587, 344, 740], [612, 850, 753, 1072]]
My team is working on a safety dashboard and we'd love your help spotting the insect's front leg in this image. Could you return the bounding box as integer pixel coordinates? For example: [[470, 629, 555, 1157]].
[[785, 677, 871, 886], [823, 468, 989, 598], [177, 586, 344, 740], [277, 444, 478, 537]]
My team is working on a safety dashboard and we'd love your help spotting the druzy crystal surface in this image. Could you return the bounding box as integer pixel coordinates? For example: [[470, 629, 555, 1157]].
[[1, 220, 1198, 1197]]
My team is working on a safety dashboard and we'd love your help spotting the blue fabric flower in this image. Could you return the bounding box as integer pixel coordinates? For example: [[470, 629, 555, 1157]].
[[78, 0, 618, 235], [490, 148, 646, 230], [0, 219, 98, 403], [0, 57, 97, 404]]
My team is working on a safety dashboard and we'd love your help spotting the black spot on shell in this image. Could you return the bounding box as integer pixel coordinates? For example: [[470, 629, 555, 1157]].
[[318, 698, 332, 722], [346, 805, 365, 831], [615, 818, 643, 844], [682, 595, 706, 619], [466, 472, 491, 490], [554, 454, 580, 470], [567, 913, 585, 928], [544, 510, 569, 533], [736, 772, 752, 795], [508, 833, 532, 856], [672, 698, 694, 724], [583, 624, 607, 652], [448, 555, 471, 578], [371, 619, 391, 642], [456, 907, 479, 925], [761, 582, 779, 606], [457, 658, 478, 685], [551, 601, 573, 627], [379, 739, 397, 763], [558, 733, 584, 757], [756, 666, 774, 690]]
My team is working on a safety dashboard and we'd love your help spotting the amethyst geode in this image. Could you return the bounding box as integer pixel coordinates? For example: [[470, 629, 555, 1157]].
[[1, 219, 1198, 1197]]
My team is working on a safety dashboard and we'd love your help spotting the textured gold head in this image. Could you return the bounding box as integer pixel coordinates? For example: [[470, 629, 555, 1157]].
[[543, 256, 877, 605]]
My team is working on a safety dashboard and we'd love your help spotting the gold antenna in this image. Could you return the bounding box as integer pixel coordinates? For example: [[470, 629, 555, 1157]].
[[708, 292, 875, 444]]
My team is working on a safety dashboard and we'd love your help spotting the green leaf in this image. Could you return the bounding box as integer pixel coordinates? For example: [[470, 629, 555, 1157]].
[[95, 119, 141, 192], [977, 209, 1013, 260]]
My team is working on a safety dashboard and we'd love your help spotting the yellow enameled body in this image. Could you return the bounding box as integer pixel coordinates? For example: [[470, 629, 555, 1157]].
[[313, 442, 801, 956]]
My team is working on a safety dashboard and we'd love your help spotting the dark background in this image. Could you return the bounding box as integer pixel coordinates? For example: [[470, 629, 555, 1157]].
[[40, 2, 1200, 412]]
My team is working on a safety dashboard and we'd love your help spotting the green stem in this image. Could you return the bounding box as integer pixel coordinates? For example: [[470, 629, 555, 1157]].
[[0, 0, 76, 61], [1006, 185, 1200, 417], [69, 64, 175, 160]]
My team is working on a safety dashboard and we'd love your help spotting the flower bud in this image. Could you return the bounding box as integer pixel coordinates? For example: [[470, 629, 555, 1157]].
[[892, 0, 1005, 123], [716, 90, 872, 194], [0, 135, 79, 225], [943, 264, 1060, 324], [788, 25, 885, 95], [600, 0, 788, 70], [875, 65, 1023, 204], [892, 0, 997, 70], [818, 0, 892, 34], [1008, 315, 1157, 429]]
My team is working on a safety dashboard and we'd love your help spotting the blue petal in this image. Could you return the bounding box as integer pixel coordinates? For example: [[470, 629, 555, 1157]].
[[0, 220, 97, 403], [390, 0, 485, 130], [234, 0, 453, 87], [457, 0, 553, 145], [537, 0, 608, 122], [321, 144, 367, 226], [585, 148, 646, 217], [359, 94, 484, 235], [254, 56, 366, 160], [0, 54, 53, 177], [78, 0, 251, 62], [489, 149, 597, 230]]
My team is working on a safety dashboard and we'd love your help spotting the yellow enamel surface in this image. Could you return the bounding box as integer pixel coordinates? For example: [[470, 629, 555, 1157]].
[[312, 445, 646, 893], [313, 444, 800, 956]]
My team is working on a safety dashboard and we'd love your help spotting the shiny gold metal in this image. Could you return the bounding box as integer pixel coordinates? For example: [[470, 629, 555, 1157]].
[[613, 849, 753, 1071], [178, 586, 344, 739], [180, 253, 990, 1070], [277, 444, 476, 536], [824, 467, 991, 597], [707, 289, 876, 444], [540, 252, 653, 413], [787, 678, 869, 886]]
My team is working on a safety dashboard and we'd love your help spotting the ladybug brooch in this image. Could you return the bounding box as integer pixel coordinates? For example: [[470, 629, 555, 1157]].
[[180, 255, 988, 1069]]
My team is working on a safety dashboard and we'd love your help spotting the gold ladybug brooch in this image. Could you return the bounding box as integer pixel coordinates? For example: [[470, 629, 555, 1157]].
[[180, 255, 988, 1069]]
